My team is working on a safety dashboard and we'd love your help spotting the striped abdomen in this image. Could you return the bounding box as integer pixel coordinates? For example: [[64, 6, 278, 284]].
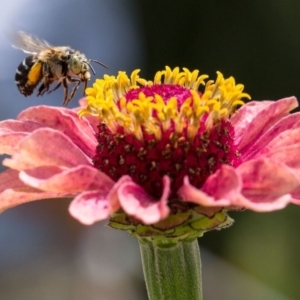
[[15, 55, 43, 96]]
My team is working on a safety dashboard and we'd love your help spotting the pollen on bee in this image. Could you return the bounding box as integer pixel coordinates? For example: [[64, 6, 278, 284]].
[[27, 61, 43, 84]]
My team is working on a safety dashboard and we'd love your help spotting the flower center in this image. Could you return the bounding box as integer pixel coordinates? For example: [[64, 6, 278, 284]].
[[83, 67, 249, 199], [93, 115, 239, 199]]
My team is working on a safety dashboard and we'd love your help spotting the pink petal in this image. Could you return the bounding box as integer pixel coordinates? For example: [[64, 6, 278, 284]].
[[202, 165, 242, 200], [291, 186, 300, 203], [291, 198, 300, 205], [0, 119, 41, 133], [17, 106, 97, 158], [178, 165, 241, 207], [263, 144, 300, 170], [106, 175, 134, 212], [81, 115, 100, 134], [254, 128, 300, 158], [234, 194, 292, 212], [243, 113, 300, 159], [118, 176, 171, 224], [0, 120, 42, 155], [231, 97, 298, 153], [68, 176, 132, 225], [78, 98, 88, 107], [19, 165, 114, 193], [3, 128, 91, 170], [0, 169, 67, 213], [69, 190, 114, 225], [237, 158, 299, 208]]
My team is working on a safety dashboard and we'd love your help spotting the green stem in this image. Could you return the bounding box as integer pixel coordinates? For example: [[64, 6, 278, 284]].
[[138, 239, 203, 300]]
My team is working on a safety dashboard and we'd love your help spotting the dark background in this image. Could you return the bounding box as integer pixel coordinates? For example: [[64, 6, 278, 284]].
[[0, 1, 300, 299]]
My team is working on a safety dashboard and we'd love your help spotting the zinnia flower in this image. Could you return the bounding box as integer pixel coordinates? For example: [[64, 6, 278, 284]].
[[1, 67, 300, 240]]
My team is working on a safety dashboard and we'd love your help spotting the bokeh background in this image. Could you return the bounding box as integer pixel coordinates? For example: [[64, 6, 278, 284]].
[[0, 1, 300, 299]]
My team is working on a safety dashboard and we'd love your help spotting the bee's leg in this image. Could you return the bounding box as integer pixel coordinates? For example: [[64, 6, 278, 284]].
[[37, 83, 46, 96], [37, 63, 52, 96], [63, 77, 81, 106], [37, 80, 51, 96], [62, 77, 69, 106], [69, 78, 81, 100], [47, 81, 62, 94]]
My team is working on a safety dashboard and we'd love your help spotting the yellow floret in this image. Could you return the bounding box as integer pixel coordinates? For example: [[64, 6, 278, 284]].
[[80, 67, 250, 141]]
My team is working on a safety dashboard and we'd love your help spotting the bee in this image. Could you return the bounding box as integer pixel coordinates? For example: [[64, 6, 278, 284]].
[[13, 31, 108, 106]]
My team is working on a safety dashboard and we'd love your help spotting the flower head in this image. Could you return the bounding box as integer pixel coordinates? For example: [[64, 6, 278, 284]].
[[82, 68, 248, 200], [1, 67, 300, 243]]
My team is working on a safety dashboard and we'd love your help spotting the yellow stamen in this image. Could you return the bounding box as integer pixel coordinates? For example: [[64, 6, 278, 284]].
[[81, 66, 251, 141]]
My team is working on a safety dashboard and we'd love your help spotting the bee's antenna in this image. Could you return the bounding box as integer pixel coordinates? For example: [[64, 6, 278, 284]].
[[85, 61, 96, 75], [90, 59, 108, 69]]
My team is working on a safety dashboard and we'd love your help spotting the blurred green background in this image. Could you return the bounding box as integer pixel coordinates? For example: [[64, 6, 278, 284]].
[[1, 1, 300, 299]]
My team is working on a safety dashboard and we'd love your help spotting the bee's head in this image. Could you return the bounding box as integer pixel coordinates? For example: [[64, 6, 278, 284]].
[[64, 49, 108, 80], [66, 52, 91, 80]]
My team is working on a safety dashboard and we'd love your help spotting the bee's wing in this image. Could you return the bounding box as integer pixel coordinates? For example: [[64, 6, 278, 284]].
[[11, 31, 53, 55]]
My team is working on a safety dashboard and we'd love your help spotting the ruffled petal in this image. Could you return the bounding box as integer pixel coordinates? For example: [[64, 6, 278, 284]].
[[68, 176, 131, 225], [19, 165, 114, 193], [17, 106, 97, 158], [243, 113, 300, 159], [0, 169, 67, 213], [237, 158, 299, 209], [231, 97, 298, 153], [178, 165, 241, 206], [117, 176, 171, 224], [0, 120, 42, 155], [3, 128, 91, 170], [255, 127, 300, 157], [263, 144, 300, 171], [234, 194, 292, 212], [68, 190, 114, 225], [291, 186, 300, 204]]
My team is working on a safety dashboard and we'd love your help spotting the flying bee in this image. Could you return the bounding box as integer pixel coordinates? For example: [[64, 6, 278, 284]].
[[13, 31, 108, 106]]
